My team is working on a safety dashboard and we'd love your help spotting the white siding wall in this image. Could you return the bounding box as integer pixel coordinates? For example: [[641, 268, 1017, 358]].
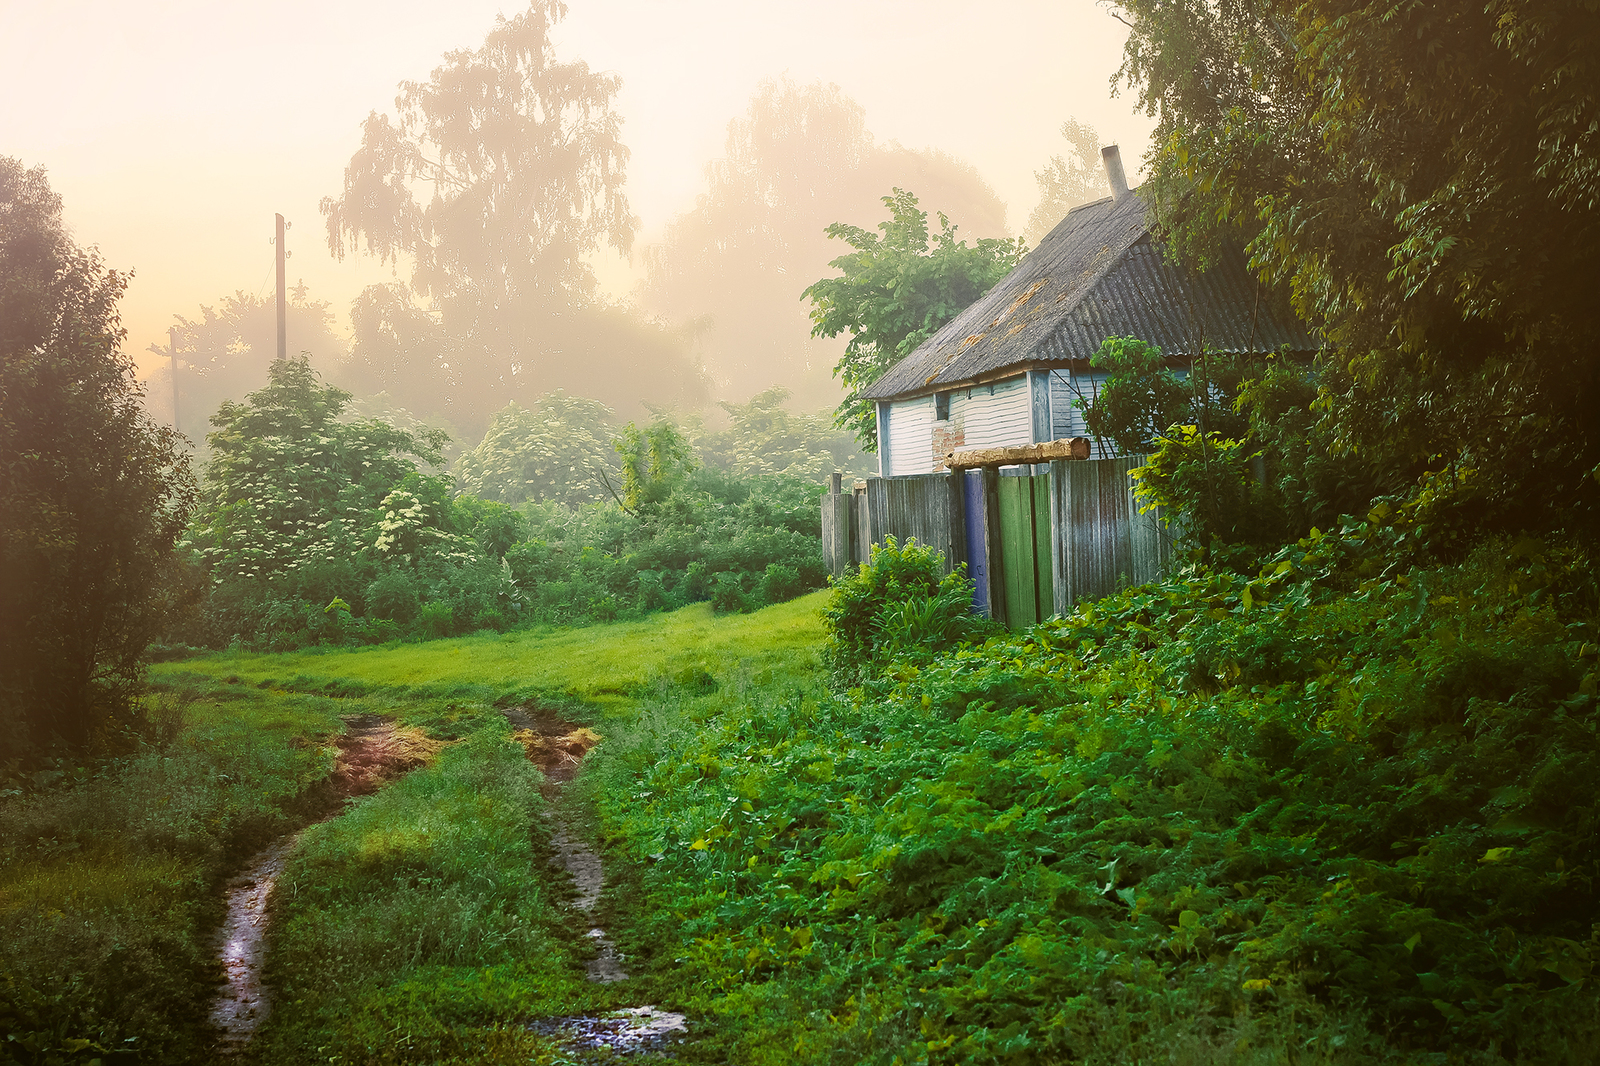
[[949, 375, 1031, 450], [886, 394, 937, 476]]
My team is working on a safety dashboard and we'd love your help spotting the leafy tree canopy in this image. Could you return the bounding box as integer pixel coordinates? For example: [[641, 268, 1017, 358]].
[[805, 189, 1025, 450], [192, 355, 449, 588], [614, 419, 698, 517], [146, 284, 345, 445], [0, 158, 197, 758], [689, 386, 872, 482], [1116, 0, 1600, 537], [322, 0, 634, 308], [319, 2, 706, 433], [456, 392, 617, 507], [1081, 336, 1206, 455]]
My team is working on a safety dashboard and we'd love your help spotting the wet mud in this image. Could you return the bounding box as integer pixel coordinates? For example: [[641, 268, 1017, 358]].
[[505, 707, 625, 982], [509, 706, 686, 1055], [209, 715, 441, 1055]]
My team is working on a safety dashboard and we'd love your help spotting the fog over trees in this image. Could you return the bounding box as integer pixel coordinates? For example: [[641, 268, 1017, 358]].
[[641, 77, 1012, 411], [134, 3, 1101, 453]]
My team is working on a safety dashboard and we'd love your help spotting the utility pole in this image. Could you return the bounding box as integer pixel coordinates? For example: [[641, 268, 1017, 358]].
[[275, 213, 287, 361], [169, 326, 180, 435]]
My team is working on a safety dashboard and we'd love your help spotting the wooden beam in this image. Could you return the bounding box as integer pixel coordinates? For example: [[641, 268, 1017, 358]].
[[946, 437, 1090, 470]]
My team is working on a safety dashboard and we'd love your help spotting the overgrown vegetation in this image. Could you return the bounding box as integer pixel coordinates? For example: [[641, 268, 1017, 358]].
[[821, 536, 997, 686], [601, 517, 1600, 1064], [171, 357, 835, 651], [1116, 0, 1600, 538]]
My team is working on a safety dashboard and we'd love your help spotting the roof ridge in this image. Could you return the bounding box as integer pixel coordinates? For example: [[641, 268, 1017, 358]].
[[905, 194, 1150, 389]]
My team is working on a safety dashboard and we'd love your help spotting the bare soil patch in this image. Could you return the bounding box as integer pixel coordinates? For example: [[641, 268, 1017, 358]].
[[505, 705, 601, 787]]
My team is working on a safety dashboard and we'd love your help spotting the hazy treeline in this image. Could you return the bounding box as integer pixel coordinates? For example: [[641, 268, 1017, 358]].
[[141, 1, 1104, 453]]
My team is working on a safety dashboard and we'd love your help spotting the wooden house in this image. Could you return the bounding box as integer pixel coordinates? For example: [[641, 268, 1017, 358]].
[[863, 146, 1317, 476]]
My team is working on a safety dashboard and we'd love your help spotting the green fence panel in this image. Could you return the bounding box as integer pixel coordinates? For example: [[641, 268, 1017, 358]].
[[997, 475, 1037, 629]]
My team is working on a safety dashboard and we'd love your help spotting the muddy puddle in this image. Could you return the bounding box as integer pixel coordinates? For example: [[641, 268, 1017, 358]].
[[505, 707, 626, 981], [209, 715, 441, 1055], [507, 707, 687, 1055], [529, 1006, 688, 1054]]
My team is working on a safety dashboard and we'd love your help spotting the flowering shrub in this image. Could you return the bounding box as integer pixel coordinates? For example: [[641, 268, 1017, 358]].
[[178, 358, 510, 649]]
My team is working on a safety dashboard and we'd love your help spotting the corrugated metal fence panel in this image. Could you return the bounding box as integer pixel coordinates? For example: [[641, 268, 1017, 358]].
[[845, 457, 1180, 624], [1052, 455, 1172, 605], [861, 475, 959, 573], [887, 395, 937, 476]]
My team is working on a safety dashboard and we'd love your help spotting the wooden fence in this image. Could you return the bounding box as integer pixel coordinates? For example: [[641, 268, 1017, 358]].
[[822, 455, 1179, 628]]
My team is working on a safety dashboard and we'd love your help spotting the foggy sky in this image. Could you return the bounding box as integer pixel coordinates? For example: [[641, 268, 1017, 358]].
[[0, 0, 1153, 393]]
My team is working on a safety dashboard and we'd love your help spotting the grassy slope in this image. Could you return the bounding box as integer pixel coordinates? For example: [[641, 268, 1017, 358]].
[[599, 530, 1600, 1066]]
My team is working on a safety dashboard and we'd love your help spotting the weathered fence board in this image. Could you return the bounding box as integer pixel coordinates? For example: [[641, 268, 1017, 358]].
[[823, 455, 1178, 623], [1050, 456, 1176, 607], [821, 474, 853, 579], [961, 470, 992, 616], [997, 473, 1037, 627], [862, 474, 962, 573]]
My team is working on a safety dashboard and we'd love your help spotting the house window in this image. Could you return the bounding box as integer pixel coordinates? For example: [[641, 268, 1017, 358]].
[[935, 391, 951, 420]]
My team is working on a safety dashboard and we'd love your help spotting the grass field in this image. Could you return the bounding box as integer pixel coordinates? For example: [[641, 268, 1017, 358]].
[[3, 593, 830, 1064], [152, 593, 829, 714]]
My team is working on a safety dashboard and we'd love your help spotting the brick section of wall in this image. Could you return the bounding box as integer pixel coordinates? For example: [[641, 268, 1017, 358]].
[[931, 420, 966, 471]]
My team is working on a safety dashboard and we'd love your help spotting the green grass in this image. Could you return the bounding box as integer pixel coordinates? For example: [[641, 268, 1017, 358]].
[[595, 531, 1600, 1065], [0, 689, 343, 1065], [153, 593, 828, 714], [3, 595, 830, 1064], [254, 721, 618, 1065]]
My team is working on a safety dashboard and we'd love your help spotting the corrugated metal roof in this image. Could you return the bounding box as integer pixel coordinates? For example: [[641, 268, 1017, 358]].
[[862, 189, 1319, 401]]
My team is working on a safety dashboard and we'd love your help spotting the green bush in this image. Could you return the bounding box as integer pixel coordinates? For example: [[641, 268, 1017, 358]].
[[367, 570, 422, 623], [417, 600, 454, 639], [822, 536, 994, 686]]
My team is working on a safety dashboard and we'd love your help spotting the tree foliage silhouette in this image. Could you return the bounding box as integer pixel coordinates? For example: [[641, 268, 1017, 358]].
[[321, 2, 705, 433], [1117, 0, 1600, 535], [644, 79, 1010, 410], [0, 159, 197, 759]]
